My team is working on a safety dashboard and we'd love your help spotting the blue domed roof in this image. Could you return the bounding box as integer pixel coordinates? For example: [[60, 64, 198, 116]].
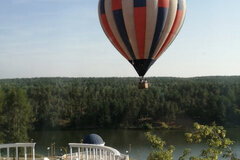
[[83, 134, 104, 145]]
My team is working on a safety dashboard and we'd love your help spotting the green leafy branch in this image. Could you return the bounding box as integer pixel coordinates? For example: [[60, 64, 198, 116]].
[[146, 123, 240, 160]]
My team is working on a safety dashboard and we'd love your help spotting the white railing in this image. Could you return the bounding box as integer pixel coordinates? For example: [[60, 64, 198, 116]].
[[64, 143, 129, 160], [0, 143, 36, 160]]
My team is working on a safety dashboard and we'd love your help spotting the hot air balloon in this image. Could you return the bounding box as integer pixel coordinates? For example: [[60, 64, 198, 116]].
[[98, 0, 186, 89]]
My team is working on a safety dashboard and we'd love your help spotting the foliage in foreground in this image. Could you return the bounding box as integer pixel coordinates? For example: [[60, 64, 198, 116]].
[[146, 123, 240, 160]]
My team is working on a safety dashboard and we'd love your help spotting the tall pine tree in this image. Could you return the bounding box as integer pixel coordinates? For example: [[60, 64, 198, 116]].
[[0, 87, 5, 143], [2, 88, 33, 143]]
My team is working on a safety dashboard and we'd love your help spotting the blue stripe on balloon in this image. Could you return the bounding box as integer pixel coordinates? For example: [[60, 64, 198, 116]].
[[177, 0, 184, 10], [134, 0, 146, 7], [99, 0, 105, 14], [113, 10, 136, 60], [148, 7, 168, 59]]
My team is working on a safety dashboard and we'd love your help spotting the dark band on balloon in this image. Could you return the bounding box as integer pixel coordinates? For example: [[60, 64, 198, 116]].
[[99, 0, 130, 60], [113, 6, 136, 60], [154, 0, 184, 59], [148, 7, 168, 59], [177, 0, 184, 10], [99, 0, 105, 14], [100, 15, 130, 60], [134, 0, 146, 7]]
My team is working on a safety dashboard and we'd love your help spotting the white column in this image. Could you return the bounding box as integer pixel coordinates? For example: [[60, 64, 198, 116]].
[[86, 148, 88, 160], [113, 154, 115, 160], [70, 147, 73, 160], [93, 148, 95, 160], [89, 148, 91, 159], [100, 149, 102, 160], [32, 147, 35, 160], [103, 150, 105, 160], [96, 148, 97, 160], [80, 147, 82, 160], [78, 147, 80, 160], [7, 147, 9, 160], [16, 147, 18, 160], [24, 147, 27, 160], [98, 149, 100, 160], [104, 150, 107, 160]]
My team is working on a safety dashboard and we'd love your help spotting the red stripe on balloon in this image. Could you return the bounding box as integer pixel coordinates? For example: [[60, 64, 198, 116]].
[[100, 14, 130, 60], [158, 0, 170, 8], [112, 0, 122, 11], [154, 10, 183, 59], [134, 7, 146, 59]]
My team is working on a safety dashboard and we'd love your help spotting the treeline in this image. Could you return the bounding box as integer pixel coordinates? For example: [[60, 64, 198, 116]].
[[0, 76, 240, 131]]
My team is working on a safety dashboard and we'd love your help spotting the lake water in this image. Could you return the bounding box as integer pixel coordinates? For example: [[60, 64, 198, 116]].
[[31, 128, 240, 160]]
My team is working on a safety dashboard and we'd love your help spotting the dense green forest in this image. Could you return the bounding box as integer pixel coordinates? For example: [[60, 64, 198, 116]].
[[0, 76, 240, 136]]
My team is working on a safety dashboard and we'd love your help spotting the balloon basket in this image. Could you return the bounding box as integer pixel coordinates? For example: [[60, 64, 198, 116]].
[[138, 79, 148, 89]]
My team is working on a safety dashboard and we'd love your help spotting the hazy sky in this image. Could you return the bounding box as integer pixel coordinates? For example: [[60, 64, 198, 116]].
[[0, 0, 240, 79]]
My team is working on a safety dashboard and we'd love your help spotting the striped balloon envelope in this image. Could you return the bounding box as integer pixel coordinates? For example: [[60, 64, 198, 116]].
[[98, 0, 186, 77]]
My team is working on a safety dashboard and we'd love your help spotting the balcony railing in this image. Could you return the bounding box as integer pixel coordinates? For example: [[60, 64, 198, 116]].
[[64, 143, 129, 160], [0, 143, 36, 160]]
